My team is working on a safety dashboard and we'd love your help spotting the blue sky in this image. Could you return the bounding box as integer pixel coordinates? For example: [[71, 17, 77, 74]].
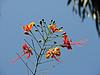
[[0, 0, 100, 75]]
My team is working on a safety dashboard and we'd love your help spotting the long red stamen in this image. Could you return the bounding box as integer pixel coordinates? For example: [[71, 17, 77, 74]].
[[12, 53, 25, 64], [52, 55, 60, 62]]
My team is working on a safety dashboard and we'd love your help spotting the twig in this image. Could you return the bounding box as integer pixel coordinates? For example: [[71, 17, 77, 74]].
[[34, 25, 45, 41], [31, 39, 38, 58], [16, 53, 34, 75], [30, 31, 42, 49]]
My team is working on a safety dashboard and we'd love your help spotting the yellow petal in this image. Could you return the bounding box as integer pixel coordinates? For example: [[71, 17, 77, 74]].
[[29, 22, 35, 26], [59, 29, 63, 32]]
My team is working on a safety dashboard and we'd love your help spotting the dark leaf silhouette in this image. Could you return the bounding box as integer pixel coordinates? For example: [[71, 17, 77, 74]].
[[67, 0, 100, 37], [67, 0, 72, 5]]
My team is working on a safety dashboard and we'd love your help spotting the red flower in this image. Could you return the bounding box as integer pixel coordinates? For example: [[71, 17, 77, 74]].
[[13, 43, 33, 63], [22, 43, 33, 59], [63, 32, 72, 50], [62, 32, 87, 49]]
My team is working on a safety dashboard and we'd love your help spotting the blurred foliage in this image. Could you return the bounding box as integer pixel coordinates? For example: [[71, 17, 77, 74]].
[[67, 0, 100, 37]]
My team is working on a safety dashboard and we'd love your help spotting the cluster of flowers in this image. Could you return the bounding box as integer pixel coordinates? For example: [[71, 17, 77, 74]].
[[12, 19, 87, 75], [13, 19, 86, 63]]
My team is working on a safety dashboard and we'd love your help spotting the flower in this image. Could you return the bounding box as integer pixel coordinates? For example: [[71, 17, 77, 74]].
[[22, 22, 35, 32], [53, 47, 61, 56], [45, 49, 53, 59], [13, 43, 33, 63], [48, 24, 63, 33], [62, 32, 72, 50], [45, 47, 61, 62], [22, 43, 33, 59], [62, 32, 87, 49]]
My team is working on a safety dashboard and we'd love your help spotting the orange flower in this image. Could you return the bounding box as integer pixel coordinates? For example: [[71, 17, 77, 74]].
[[53, 47, 61, 56], [13, 43, 33, 63], [22, 22, 35, 32], [63, 32, 72, 50], [48, 24, 63, 33], [45, 47, 61, 62], [45, 49, 53, 59]]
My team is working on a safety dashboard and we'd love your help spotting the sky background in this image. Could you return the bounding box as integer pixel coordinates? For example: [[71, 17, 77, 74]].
[[0, 0, 100, 75]]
